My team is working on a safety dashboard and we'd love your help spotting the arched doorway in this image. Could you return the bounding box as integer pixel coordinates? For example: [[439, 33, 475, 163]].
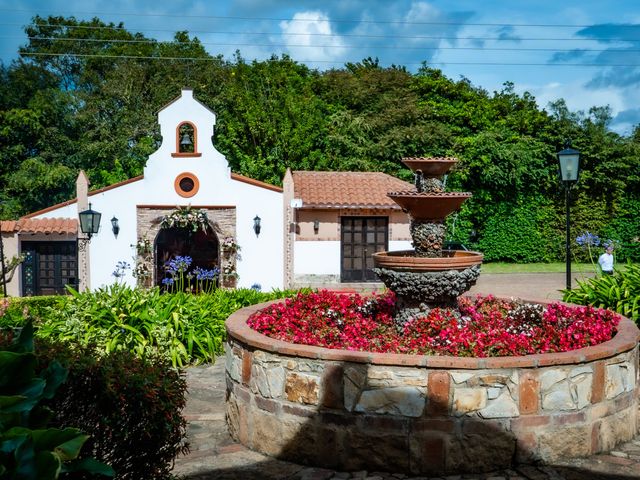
[[155, 227, 219, 290]]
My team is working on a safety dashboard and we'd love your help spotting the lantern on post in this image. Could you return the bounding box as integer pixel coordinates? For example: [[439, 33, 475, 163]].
[[557, 144, 581, 290], [78, 203, 102, 241]]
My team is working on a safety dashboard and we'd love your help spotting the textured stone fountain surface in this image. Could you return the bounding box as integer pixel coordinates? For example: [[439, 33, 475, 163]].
[[225, 300, 640, 476], [372, 157, 482, 324]]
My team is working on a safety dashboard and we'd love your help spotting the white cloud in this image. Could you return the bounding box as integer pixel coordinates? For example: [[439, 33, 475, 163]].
[[518, 79, 634, 132], [278, 11, 347, 63]]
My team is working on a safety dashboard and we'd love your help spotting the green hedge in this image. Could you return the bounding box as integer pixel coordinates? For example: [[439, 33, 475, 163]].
[[602, 197, 640, 262], [478, 197, 561, 262], [0, 295, 60, 328]]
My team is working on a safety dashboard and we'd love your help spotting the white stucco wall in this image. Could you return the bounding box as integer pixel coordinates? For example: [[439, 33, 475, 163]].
[[294, 241, 341, 275], [33, 89, 284, 292], [294, 240, 412, 278], [390, 240, 413, 251]]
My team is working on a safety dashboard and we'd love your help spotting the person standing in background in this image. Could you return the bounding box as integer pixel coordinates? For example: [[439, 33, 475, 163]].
[[598, 245, 615, 275]]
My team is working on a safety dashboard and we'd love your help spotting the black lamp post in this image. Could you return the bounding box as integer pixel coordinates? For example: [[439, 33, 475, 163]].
[[0, 220, 6, 298], [78, 203, 102, 241], [557, 145, 581, 290]]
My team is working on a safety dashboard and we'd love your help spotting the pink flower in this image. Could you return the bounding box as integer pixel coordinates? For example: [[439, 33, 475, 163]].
[[246, 292, 620, 357]]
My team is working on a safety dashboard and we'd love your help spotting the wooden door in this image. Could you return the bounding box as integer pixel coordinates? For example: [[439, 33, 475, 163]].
[[21, 241, 78, 296], [341, 217, 388, 282]]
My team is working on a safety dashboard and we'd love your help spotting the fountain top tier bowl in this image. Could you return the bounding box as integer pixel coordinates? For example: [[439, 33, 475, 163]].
[[402, 156, 458, 177]]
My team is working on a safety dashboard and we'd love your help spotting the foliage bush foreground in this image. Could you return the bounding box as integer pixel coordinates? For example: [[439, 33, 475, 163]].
[[563, 261, 640, 322], [36, 340, 188, 480], [1, 284, 298, 367], [248, 290, 620, 357], [0, 322, 114, 480]]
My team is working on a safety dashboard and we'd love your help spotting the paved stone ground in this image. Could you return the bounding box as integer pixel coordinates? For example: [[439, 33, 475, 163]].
[[468, 272, 595, 301], [172, 273, 637, 480]]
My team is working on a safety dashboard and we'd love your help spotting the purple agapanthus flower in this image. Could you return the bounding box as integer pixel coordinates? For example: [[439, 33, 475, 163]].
[[165, 255, 193, 274], [194, 267, 220, 281], [576, 232, 600, 247]]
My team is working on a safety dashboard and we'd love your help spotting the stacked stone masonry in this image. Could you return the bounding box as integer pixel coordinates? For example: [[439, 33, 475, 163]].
[[136, 206, 237, 288], [225, 299, 640, 476]]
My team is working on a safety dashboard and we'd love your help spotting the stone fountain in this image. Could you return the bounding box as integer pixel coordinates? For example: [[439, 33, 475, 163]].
[[225, 156, 640, 474], [373, 157, 483, 324]]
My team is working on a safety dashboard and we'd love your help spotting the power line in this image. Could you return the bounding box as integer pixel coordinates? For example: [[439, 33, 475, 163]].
[[3, 22, 638, 43], [17, 51, 640, 67], [9, 35, 640, 54], [0, 7, 626, 28]]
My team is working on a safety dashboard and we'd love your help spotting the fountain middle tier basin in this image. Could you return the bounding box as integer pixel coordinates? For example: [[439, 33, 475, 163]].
[[387, 191, 471, 221], [373, 249, 483, 271]]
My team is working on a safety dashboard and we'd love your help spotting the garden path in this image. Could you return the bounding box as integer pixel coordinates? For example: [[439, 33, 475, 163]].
[[172, 273, 634, 480], [468, 272, 596, 300]]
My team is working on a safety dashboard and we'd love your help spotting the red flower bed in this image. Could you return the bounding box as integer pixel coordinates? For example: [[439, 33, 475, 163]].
[[247, 290, 620, 357]]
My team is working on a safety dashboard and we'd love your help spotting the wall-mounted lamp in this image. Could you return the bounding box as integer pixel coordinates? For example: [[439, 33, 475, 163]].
[[313, 219, 320, 234], [111, 216, 120, 238], [253, 215, 261, 237], [78, 203, 102, 241]]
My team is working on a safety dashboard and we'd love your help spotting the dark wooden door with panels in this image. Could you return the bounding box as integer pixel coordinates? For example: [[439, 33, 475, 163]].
[[340, 216, 388, 282]]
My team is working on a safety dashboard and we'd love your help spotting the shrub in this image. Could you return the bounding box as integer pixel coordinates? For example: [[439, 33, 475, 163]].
[[0, 323, 113, 479], [602, 196, 640, 262], [35, 340, 187, 480], [478, 197, 561, 262], [0, 295, 60, 328], [563, 261, 640, 322], [31, 285, 298, 367]]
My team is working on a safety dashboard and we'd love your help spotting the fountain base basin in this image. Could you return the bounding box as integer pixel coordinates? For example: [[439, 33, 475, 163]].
[[373, 265, 481, 324], [225, 300, 640, 476], [373, 250, 483, 324]]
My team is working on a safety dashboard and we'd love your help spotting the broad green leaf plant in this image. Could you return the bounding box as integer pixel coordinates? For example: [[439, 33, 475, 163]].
[[0, 322, 114, 479]]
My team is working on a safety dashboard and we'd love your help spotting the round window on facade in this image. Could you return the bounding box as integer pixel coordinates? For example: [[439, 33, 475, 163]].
[[174, 172, 200, 198]]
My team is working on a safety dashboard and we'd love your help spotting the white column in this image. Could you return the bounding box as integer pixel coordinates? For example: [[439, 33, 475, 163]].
[[76, 171, 90, 291]]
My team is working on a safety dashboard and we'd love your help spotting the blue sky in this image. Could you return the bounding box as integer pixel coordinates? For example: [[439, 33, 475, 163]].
[[1, 0, 639, 134]]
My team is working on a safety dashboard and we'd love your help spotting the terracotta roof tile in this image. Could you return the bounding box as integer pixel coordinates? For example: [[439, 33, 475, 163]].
[[0, 218, 77, 235], [292, 171, 412, 209]]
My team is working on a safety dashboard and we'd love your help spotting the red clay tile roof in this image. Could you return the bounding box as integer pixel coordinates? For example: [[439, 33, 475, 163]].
[[292, 171, 412, 209], [0, 218, 77, 235]]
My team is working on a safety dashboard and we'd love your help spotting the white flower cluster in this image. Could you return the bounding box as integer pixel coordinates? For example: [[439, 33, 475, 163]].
[[160, 206, 210, 232]]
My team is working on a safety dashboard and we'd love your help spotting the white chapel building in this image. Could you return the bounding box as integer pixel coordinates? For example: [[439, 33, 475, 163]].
[[1, 89, 413, 296]]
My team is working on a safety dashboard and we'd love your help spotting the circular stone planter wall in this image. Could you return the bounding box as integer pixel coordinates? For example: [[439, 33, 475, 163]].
[[225, 298, 640, 476]]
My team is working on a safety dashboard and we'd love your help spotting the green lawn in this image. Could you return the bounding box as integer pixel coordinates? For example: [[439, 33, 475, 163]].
[[481, 262, 598, 274]]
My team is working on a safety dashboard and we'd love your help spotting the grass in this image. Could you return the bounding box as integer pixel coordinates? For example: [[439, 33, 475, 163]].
[[481, 262, 637, 274], [481, 262, 598, 274]]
